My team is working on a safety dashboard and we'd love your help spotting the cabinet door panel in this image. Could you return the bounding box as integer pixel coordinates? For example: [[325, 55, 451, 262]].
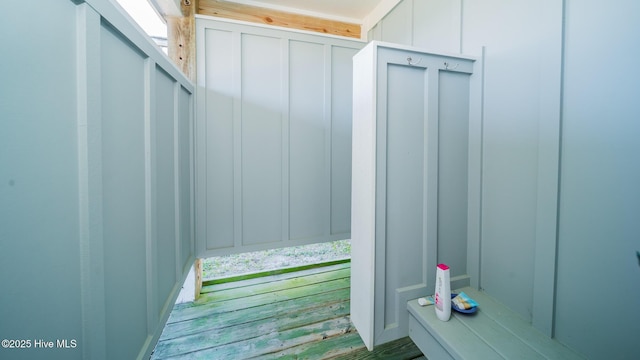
[[375, 58, 430, 345]]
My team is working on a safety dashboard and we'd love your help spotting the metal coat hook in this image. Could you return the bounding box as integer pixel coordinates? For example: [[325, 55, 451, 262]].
[[443, 62, 459, 70], [407, 56, 422, 66]]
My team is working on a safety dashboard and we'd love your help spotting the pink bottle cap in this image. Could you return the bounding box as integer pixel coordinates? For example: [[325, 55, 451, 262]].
[[437, 263, 449, 270]]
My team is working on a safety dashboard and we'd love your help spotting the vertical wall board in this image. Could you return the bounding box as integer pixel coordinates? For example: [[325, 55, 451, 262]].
[[195, 21, 207, 258], [477, 51, 539, 322], [100, 22, 149, 360], [330, 46, 358, 236], [145, 58, 158, 337], [368, 23, 382, 42], [0, 0, 84, 358], [203, 29, 235, 250], [76, 4, 107, 359], [196, 18, 363, 257], [436, 71, 470, 279], [289, 40, 326, 241], [412, 0, 461, 53], [281, 38, 292, 248], [173, 83, 182, 281], [179, 86, 195, 271], [155, 66, 177, 312], [460, 0, 551, 322], [379, 0, 413, 45], [465, 48, 485, 290], [241, 33, 284, 246], [530, 0, 563, 337], [555, 1, 640, 357]]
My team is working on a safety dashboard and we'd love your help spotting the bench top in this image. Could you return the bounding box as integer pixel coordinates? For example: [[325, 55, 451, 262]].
[[407, 287, 584, 360]]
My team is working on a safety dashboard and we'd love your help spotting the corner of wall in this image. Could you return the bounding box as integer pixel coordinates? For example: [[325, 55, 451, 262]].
[[361, 0, 404, 36]]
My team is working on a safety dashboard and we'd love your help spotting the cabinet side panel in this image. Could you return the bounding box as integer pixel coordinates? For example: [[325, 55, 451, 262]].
[[350, 43, 376, 351]]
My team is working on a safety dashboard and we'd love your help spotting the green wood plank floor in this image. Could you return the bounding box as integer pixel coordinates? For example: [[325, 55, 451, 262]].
[[152, 261, 425, 359]]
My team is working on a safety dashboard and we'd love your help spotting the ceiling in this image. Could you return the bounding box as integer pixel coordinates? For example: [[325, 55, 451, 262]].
[[227, 0, 387, 23]]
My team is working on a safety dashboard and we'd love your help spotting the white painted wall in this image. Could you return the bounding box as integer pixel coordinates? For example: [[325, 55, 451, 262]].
[[195, 17, 364, 258], [369, 0, 640, 357], [1, 3, 83, 359], [0, 1, 195, 359], [368, 0, 461, 53], [555, 1, 640, 357], [461, 0, 563, 331]]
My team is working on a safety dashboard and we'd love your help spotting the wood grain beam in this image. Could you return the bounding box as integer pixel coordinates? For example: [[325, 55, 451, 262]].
[[197, 0, 361, 39], [166, 0, 196, 82], [194, 258, 202, 300]]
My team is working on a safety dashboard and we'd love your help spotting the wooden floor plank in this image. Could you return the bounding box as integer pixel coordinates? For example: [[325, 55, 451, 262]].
[[330, 336, 424, 360], [152, 261, 425, 360], [202, 261, 351, 293], [161, 288, 350, 340], [160, 317, 354, 359], [154, 301, 350, 358], [198, 267, 350, 303], [252, 330, 366, 360], [168, 277, 350, 323]]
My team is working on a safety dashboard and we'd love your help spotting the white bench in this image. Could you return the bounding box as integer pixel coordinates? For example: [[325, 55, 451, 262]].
[[407, 287, 584, 359]]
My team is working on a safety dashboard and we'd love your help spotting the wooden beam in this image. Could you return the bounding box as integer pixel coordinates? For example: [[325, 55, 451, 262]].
[[197, 0, 361, 39], [194, 258, 202, 300], [166, 0, 196, 82]]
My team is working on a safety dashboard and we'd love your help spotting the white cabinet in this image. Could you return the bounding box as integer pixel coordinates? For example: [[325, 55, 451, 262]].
[[350, 41, 475, 350]]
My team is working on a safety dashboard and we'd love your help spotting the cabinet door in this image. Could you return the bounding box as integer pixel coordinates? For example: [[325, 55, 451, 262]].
[[373, 48, 436, 346]]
